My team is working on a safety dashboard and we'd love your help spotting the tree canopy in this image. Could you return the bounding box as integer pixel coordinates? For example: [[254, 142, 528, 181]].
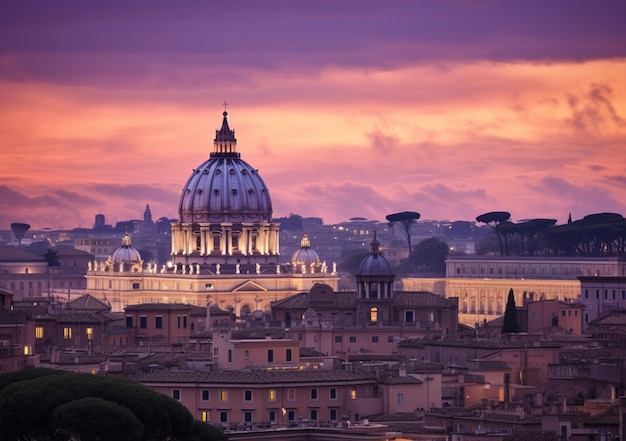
[[0, 368, 225, 441], [386, 211, 421, 257], [502, 289, 519, 334]]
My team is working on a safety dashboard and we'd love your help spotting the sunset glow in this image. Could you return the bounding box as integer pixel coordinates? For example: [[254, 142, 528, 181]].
[[1, 2, 625, 230]]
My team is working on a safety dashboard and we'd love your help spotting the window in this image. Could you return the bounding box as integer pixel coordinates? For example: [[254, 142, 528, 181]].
[[349, 336, 356, 343], [219, 411, 228, 423], [202, 390, 210, 401], [327, 409, 337, 421], [350, 389, 356, 399], [228, 349, 232, 363], [35, 327, 44, 339], [334, 336, 342, 343], [132, 282, 140, 290], [585, 289, 588, 298], [310, 409, 318, 421], [405, 310, 415, 323], [155, 316, 163, 329], [288, 410, 295, 421], [287, 388, 296, 401], [387, 336, 395, 342], [561, 310, 566, 317], [220, 390, 228, 401], [172, 389, 181, 401], [268, 410, 276, 422], [268, 349, 274, 363], [286, 348, 292, 362], [372, 336, 379, 343], [243, 411, 252, 423], [213, 235, 221, 251], [201, 411, 209, 422], [183, 315, 187, 328], [269, 389, 277, 401], [86, 327, 93, 340], [397, 393, 404, 404], [177, 315, 181, 328], [370, 307, 378, 323], [310, 388, 318, 400], [63, 327, 72, 339], [126, 316, 133, 328], [244, 390, 253, 401], [330, 388, 337, 400], [231, 234, 239, 250], [140, 316, 147, 329]]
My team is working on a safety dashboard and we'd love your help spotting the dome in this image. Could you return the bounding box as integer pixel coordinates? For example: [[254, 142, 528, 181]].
[[358, 234, 392, 276], [111, 232, 142, 264], [178, 111, 272, 223], [291, 233, 320, 266]]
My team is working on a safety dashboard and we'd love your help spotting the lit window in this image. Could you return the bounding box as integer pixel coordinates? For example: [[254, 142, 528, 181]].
[[269, 389, 276, 401], [201, 411, 209, 422], [220, 390, 228, 401], [86, 327, 93, 340], [350, 389, 356, 400], [35, 327, 44, 339], [370, 307, 378, 323], [23, 346, 30, 355], [64, 327, 72, 339]]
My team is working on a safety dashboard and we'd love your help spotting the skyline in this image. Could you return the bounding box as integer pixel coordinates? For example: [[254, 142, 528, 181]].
[[1, 1, 625, 230]]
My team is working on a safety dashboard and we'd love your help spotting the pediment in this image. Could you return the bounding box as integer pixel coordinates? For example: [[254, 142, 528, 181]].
[[232, 280, 268, 292]]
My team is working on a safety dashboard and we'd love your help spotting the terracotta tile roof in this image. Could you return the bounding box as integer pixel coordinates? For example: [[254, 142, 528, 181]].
[[39, 313, 107, 324], [136, 369, 376, 385], [0, 246, 45, 262], [584, 406, 619, 426], [124, 303, 194, 311], [377, 373, 422, 385], [393, 291, 453, 307], [503, 430, 557, 441], [66, 294, 110, 311]]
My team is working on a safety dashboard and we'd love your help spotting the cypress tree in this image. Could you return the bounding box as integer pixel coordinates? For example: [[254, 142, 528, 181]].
[[502, 288, 519, 333]]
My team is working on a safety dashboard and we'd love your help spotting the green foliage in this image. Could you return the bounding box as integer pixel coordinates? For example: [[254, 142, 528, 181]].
[[0, 369, 204, 441], [53, 397, 144, 441], [410, 237, 449, 274], [502, 288, 519, 334], [183, 421, 229, 441], [386, 211, 421, 257], [274, 213, 303, 231]]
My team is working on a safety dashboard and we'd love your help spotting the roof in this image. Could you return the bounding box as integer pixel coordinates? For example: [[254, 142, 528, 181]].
[[66, 294, 110, 312], [136, 369, 376, 385], [0, 246, 45, 262], [272, 289, 455, 310], [124, 303, 194, 312]]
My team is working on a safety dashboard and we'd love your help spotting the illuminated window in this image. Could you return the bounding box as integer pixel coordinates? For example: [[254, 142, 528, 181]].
[[220, 390, 228, 401], [350, 389, 356, 400], [269, 389, 277, 401], [201, 411, 209, 422], [86, 327, 93, 340], [63, 327, 72, 339], [370, 307, 378, 323], [35, 327, 44, 339], [23, 346, 30, 355]]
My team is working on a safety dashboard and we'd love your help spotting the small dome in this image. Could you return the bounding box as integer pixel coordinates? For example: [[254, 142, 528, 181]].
[[112, 232, 142, 264], [291, 233, 320, 266], [358, 234, 392, 275]]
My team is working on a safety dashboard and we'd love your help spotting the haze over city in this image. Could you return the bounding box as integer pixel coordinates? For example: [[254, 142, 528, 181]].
[[1, 1, 625, 231]]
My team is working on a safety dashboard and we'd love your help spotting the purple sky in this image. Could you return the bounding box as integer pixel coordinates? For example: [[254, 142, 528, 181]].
[[1, 1, 625, 230]]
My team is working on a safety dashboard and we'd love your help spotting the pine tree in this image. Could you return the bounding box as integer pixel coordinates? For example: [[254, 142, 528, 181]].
[[502, 288, 519, 333]]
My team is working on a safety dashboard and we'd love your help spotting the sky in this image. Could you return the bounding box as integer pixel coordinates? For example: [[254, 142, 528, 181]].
[[1, 1, 625, 231]]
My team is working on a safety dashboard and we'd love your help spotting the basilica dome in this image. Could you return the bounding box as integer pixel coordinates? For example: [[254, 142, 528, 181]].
[[178, 111, 272, 224], [358, 234, 392, 276], [112, 232, 142, 264], [291, 233, 320, 266]]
